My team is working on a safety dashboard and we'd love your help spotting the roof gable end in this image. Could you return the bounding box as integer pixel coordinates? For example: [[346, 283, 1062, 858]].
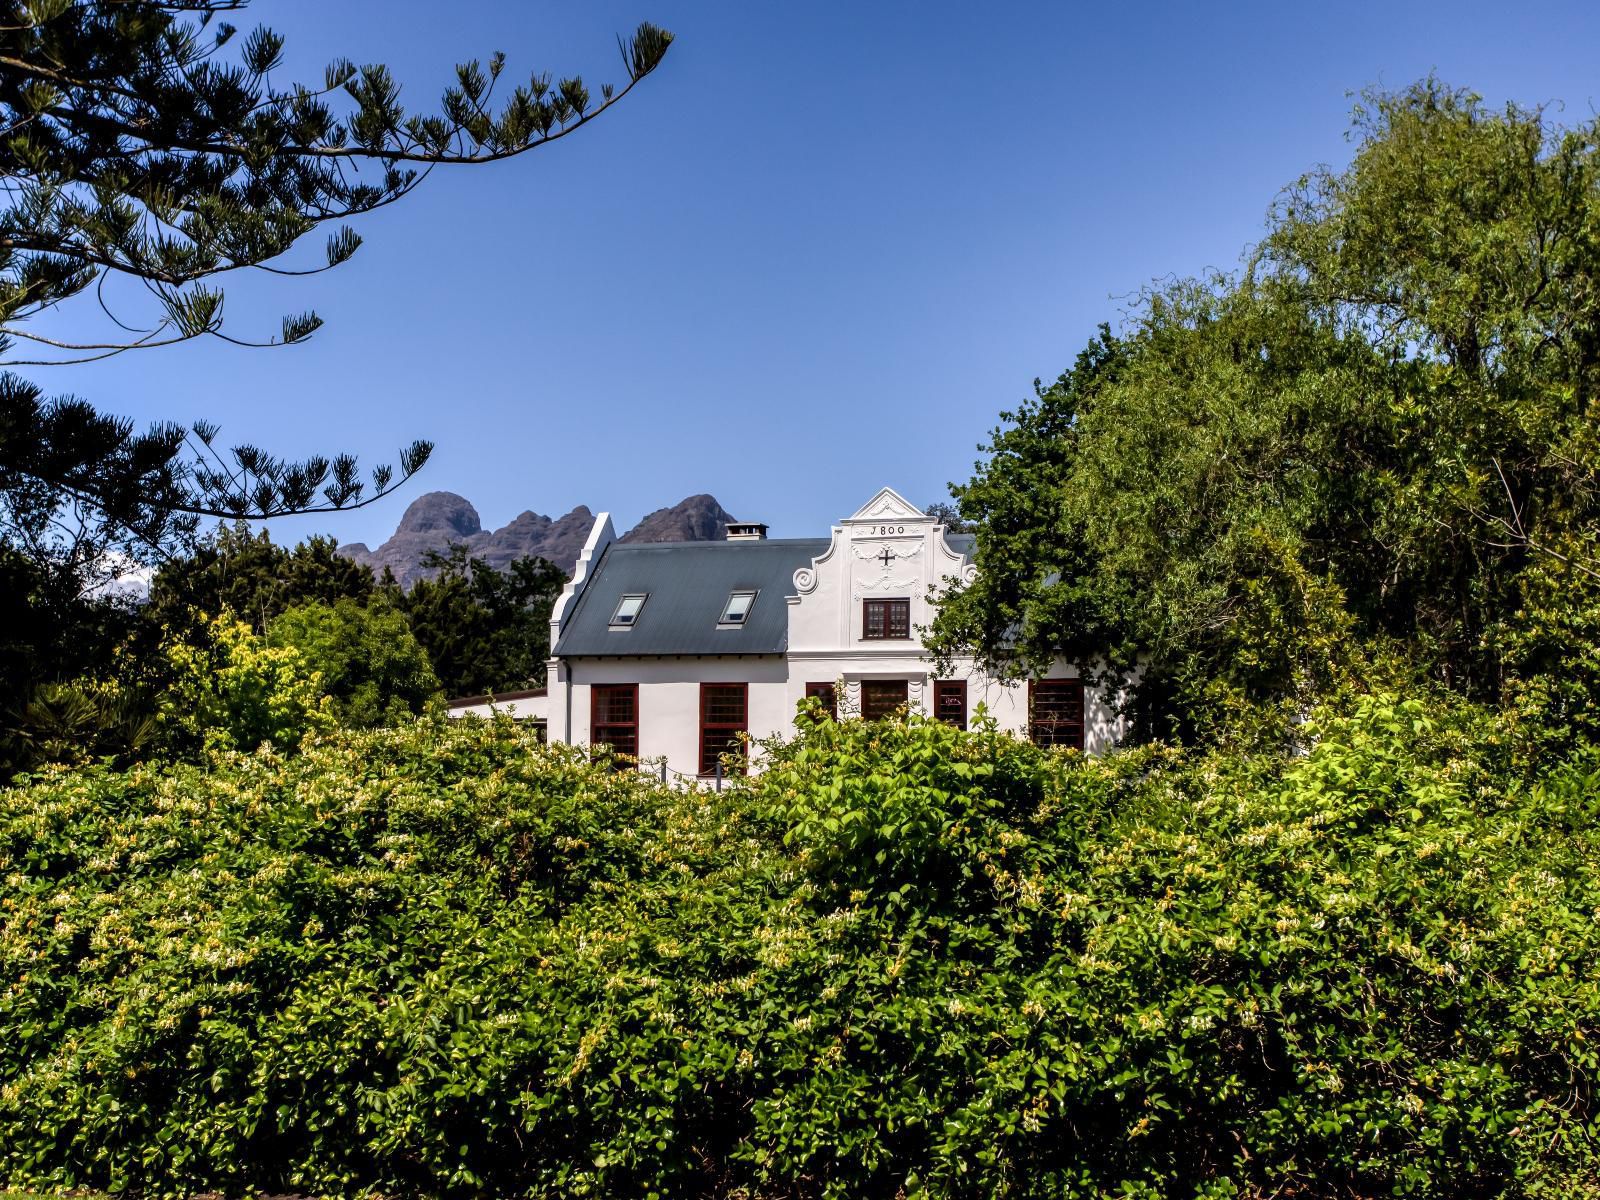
[[846, 486, 928, 524]]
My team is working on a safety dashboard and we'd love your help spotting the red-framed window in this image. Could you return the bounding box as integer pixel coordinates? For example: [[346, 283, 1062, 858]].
[[1029, 679, 1085, 750], [934, 679, 967, 730], [862, 597, 910, 640], [804, 681, 837, 720], [700, 683, 748, 776], [590, 684, 639, 762], [861, 679, 909, 722]]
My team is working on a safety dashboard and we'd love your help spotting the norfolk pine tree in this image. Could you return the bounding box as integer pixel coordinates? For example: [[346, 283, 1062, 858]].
[[0, 0, 672, 562]]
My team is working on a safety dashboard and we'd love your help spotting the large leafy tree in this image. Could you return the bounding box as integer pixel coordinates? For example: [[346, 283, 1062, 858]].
[[268, 597, 438, 727], [401, 543, 565, 697], [930, 80, 1600, 743], [0, 0, 671, 559]]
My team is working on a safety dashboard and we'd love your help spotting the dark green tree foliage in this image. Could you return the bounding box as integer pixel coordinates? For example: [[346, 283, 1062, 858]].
[[145, 521, 378, 634], [267, 597, 440, 727], [0, 544, 156, 773], [2, 699, 1597, 1197], [930, 81, 1600, 743], [930, 327, 1132, 682], [922, 500, 974, 533], [401, 543, 565, 697], [0, 0, 672, 554]]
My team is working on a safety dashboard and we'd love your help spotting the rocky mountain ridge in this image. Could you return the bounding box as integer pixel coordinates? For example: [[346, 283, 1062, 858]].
[[338, 491, 736, 587]]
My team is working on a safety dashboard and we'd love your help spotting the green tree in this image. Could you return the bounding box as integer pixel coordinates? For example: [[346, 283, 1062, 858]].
[[401, 544, 565, 697], [157, 610, 333, 753], [0, 0, 672, 557], [145, 522, 380, 635], [268, 597, 439, 727], [931, 80, 1600, 743], [922, 500, 973, 533]]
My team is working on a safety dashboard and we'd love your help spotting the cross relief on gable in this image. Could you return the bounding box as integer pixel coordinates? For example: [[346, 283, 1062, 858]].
[[851, 541, 921, 565], [848, 539, 922, 600]]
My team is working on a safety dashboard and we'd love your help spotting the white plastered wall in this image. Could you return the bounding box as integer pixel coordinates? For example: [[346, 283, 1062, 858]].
[[559, 655, 790, 779]]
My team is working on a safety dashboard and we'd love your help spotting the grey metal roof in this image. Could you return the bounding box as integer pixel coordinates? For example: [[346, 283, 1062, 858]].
[[945, 533, 977, 557], [554, 538, 830, 657]]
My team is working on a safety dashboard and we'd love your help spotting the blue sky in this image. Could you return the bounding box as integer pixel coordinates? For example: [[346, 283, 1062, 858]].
[[31, 0, 1600, 546]]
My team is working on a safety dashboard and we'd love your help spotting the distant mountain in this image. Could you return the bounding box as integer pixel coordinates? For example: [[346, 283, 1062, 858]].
[[619, 494, 736, 545], [338, 492, 737, 587]]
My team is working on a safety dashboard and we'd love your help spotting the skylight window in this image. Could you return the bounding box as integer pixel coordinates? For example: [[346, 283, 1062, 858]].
[[610, 593, 648, 627], [719, 590, 757, 626]]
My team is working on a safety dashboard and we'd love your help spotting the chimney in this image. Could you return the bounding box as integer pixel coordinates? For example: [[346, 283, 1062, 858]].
[[725, 522, 768, 542]]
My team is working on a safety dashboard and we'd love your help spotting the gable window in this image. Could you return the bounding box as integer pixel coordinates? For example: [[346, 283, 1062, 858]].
[[934, 679, 967, 730], [719, 590, 758, 626], [862, 597, 910, 640], [590, 684, 639, 763], [804, 681, 837, 720], [1030, 679, 1085, 751], [700, 683, 748, 776], [861, 679, 909, 722], [610, 593, 648, 628]]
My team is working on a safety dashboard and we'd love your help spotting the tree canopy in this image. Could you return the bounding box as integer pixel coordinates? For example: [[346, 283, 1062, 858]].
[[268, 597, 439, 727], [403, 543, 566, 698], [930, 80, 1600, 746]]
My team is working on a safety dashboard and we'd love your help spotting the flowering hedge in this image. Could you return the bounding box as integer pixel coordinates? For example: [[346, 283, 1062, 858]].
[[1, 700, 1596, 1197]]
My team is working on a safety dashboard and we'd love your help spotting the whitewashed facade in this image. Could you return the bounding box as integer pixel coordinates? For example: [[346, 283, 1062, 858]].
[[537, 487, 1122, 779]]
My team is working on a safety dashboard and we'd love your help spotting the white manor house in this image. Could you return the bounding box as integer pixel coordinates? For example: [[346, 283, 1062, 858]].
[[448, 487, 1124, 776]]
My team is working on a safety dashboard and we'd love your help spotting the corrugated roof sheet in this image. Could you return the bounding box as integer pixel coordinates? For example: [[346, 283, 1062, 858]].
[[554, 538, 830, 657]]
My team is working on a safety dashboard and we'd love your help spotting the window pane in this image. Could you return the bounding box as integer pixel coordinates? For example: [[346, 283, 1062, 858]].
[[864, 598, 910, 640], [590, 684, 638, 766], [720, 591, 755, 623], [864, 600, 886, 638], [934, 680, 966, 730], [861, 679, 909, 722], [594, 726, 638, 760], [611, 594, 646, 625], [1031, 679, 1084, 750], [703, 684, 747, 724], [700, 683, 748, 775], [701, 729, 745, 775], [593, 686, 635, 724], [887, 600, 910, 639]]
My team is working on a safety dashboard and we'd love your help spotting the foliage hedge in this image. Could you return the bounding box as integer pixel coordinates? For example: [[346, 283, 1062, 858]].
[[1, 701, 1597, 1197]]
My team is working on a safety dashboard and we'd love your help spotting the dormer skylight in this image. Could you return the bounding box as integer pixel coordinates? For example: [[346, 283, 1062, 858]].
[[610, 593, 648, 628], [719, 590, 757, 626]]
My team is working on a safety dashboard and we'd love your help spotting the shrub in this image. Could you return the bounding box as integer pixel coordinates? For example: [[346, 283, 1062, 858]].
[[0, 700, 1596, 1198], [157, 613, 334, 754]]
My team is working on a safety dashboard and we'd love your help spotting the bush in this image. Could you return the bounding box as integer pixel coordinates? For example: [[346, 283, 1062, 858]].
[[1, 701, 1596, 1197], [157, 612, 334, 754]]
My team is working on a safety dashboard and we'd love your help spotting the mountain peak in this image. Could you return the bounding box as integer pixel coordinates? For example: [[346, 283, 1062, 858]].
[[394, 491, 481, 537], [619, 494, 737, 544], [339, 493, 734, 586]]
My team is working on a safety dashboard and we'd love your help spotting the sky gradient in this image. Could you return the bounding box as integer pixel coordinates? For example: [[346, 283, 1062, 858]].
[[29, 0, 1600, 546]]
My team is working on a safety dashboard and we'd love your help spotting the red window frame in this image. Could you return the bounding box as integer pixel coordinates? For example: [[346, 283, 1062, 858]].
[[1029, 678, 1085, 750], [933, 679, 967, 730], [861, 679, 910, 722], [804, 681, 837, 720], [862, 597, 911, 640], [700, 682, 748, 776], [590, 683, 639, 763]]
